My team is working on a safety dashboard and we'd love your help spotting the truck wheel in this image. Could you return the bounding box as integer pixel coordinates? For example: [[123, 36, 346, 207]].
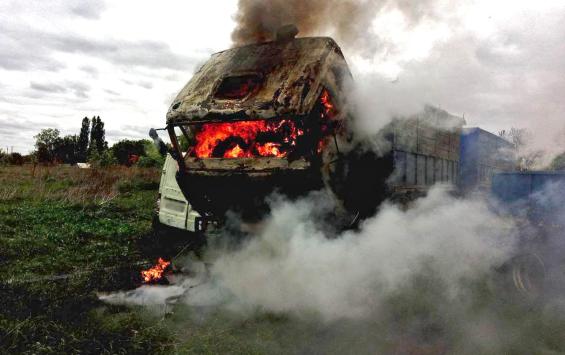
[[511, 253, 546, 298]]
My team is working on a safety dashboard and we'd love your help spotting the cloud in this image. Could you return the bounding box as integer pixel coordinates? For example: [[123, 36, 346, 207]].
[[105, 125, 152, 142], [79, 65, 99, 77], [67, 81, 91, 98], [104, 89, 119, 96], [0, 21, 206, 72], [0, 30, 65, 71], [30, 82, 67, 94], [69, 0, 106, 19], [0, 119, 35, 135], [29, 80, 90, 99], [0, 115, 60, 152], [51, 36, 205, 71], [123, 79, 154, 89]]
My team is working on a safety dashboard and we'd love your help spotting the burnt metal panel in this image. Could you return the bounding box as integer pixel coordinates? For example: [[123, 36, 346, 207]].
[[167, 37, 349, 124], [184, 156, 310, 172]]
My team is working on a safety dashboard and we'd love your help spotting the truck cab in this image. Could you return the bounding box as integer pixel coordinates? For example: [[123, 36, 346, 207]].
[[164, 35, 353, 224]]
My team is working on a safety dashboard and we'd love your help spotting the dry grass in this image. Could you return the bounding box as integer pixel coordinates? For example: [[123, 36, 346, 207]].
[[0, 164, 160, 205]]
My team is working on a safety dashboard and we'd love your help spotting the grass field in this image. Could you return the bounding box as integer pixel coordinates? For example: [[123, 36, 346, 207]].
[[0, 165, 335, 354], [0, 165, 174, 353], [1, 165, 564, 354]]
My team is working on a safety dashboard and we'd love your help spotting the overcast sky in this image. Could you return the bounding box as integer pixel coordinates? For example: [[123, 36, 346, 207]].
[[1, 0, 564, 156]]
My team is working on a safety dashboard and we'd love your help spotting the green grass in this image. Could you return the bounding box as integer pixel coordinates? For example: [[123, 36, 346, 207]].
[[0, 165, 173, 354]]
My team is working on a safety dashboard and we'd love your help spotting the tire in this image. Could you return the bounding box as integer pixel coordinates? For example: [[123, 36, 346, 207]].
[[510, 253, 546, 298]]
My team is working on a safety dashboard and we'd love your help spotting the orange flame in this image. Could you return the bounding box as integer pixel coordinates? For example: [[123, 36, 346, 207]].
[[194, 119, 303, 158], [320, 89, 335, 117], [141, 258, 170, 283], [192, 90, 337, 159]]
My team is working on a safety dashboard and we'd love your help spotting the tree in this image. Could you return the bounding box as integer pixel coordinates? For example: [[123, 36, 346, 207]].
[[88, 116, 107, 155], [88, 116, 98, 155], [498, 128, 526, 150], [34, 128, 60, 163], [7, 152, 24, 165], [88, 149, 117, 167], [77, 117, 90, 162], [111, 139, 147, 166], [54, 135, 79, 164], [498, 127, 542, 171]]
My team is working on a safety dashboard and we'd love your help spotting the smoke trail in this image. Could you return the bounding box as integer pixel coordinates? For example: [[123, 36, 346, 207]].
[[231, 0, 378, 45], [231, 0, 440, 49], [211, 187, 516, 321]]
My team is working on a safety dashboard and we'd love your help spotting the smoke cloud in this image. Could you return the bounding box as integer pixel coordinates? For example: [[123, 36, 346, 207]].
[[100, 185, 564, 352], [231, 0, 440, 49], [211, 188, 516, 321]]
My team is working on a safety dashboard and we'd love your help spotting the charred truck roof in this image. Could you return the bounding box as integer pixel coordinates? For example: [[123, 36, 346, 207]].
[[167, 36, 349, 124]]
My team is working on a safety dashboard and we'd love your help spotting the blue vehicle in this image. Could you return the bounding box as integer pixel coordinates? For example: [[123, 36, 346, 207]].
[[491, 171, 565, 296]]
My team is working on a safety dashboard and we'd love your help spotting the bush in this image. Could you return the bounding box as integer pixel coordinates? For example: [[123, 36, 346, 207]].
[[111, 140, 147, 166], [137, 156, 163, 168], [136, 140, 165, 168], [0, 152, 24, 166], [8, 153, 24, 165], [88, 149, 118, 167]]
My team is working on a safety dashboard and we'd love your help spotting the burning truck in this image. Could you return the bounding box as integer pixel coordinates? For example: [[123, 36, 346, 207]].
[[152, 26, 470, 234], [147, 28, 565, 296]]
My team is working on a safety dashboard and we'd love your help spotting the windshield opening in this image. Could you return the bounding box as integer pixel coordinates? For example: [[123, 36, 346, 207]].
[[172, 89, 339, 160]]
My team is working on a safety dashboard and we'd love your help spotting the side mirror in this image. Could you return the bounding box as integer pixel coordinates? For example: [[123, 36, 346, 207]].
[[148, 128, 168, 157]]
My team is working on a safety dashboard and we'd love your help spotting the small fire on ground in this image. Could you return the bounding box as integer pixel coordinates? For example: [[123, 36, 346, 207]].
[[141, 258, 171, 283]]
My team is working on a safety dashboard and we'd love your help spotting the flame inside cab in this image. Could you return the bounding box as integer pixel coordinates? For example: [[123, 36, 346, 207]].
[[191, 90, 336, 159]]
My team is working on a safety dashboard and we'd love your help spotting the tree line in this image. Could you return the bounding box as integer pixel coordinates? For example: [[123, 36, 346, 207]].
[[11, 116, 165, 167], [33, 116, 107, 164]]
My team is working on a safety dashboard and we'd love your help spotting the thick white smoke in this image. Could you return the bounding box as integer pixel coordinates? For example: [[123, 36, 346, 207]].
[[100, 182, 565, 352], [211, 187, 516, 321]]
